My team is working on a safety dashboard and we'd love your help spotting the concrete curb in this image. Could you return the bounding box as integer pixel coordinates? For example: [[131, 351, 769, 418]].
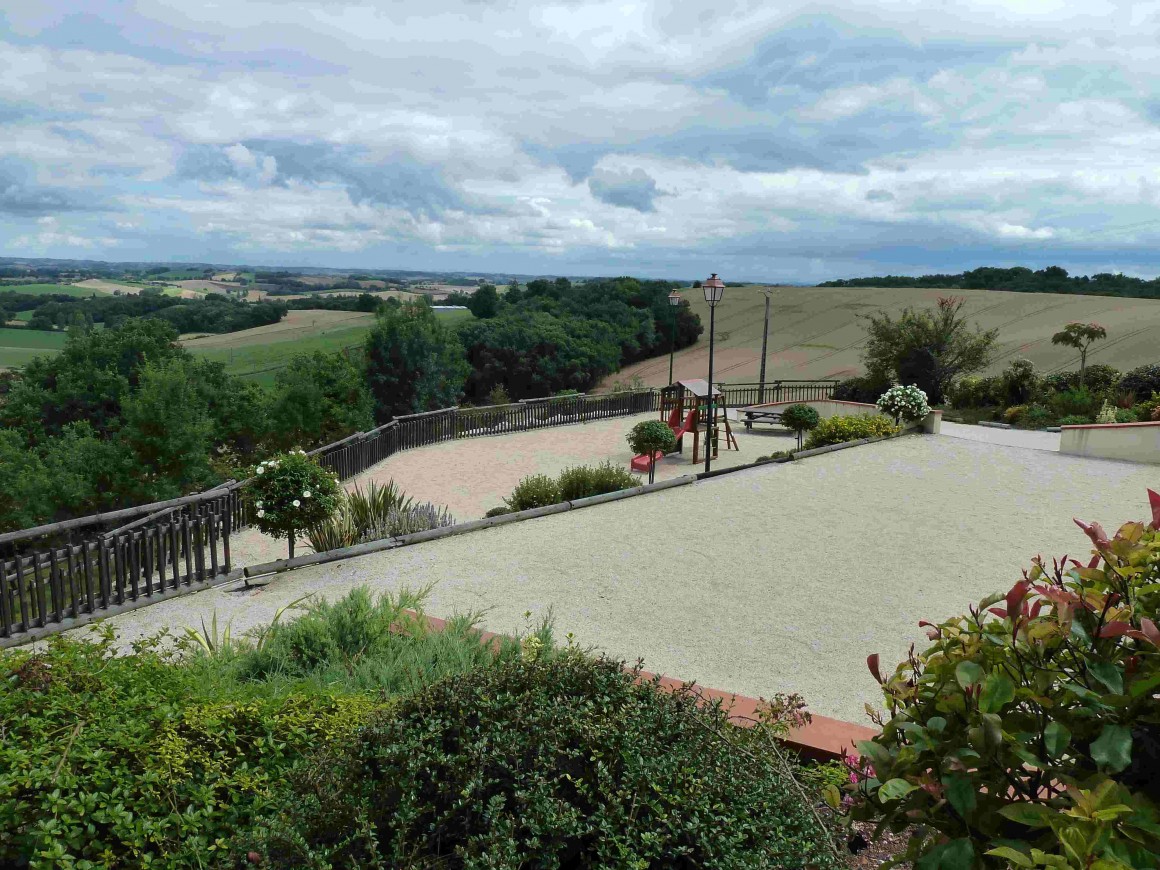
[[979, 421, 1012, 429], [0, 568, 246, 649]]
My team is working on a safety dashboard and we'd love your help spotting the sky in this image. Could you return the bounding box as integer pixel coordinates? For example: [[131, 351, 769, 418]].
[[4, 2, 1160, 283]]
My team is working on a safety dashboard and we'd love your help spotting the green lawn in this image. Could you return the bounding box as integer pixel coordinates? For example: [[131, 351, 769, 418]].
[[0, 328, 69, 368], [0, 283, 105, 298]]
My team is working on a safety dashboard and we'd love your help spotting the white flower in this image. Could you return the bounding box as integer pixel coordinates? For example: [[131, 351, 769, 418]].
[[292, 499, 301, 507], [303, 491, 312, 498], [257, 509, 265, 518], [256, 466, 264, 475], [256, 501, 263, 508]]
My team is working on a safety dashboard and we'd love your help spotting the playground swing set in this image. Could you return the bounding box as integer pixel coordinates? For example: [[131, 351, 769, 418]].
[[630, 379, 738, 474]]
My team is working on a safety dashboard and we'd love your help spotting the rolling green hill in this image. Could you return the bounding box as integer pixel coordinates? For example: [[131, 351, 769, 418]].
[[607, 284, 1160, 388]]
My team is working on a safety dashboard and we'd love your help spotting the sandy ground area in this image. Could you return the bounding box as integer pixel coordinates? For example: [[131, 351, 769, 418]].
[[941, 420, 1060, 451], [346, 412, 793, 521], [85, 435, 1159, 724], [178, 310, 374, 349]]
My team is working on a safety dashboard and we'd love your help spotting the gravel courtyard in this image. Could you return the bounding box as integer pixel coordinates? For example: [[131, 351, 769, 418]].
[[95, 434, 1159, 724]]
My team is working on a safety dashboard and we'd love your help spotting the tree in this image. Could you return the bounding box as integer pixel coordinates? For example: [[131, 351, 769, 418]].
[[364, 302, 470, 422], [626, 419, 676, 483], [249, 451, 341, 558], [467, 283, 499, 319], [862, 296, 997, 404], [121, 357, 215, 501], [780, 404, 820, 449], [0, 430, 53, 531], [268, 351, 373, 450], [1051, 322, 1107, 389]]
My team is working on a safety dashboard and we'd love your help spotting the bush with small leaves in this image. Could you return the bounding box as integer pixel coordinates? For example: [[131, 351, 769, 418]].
[[504, 473, 561, 511], [626, 419, 677, 482], [1019, 403, 1053, 430], [249, 451, 342, 557], [1051, 387, 1097, 419], [876, 384, 930, 423], [846, 490, 1160, 870], [1121, 365, 1160, 402], [485, 505, 512, 517], [781, 404, 820, 448], [237, 654, 843, 869], [558, 461, 639, 501], [1115, 408, 1138, 424], [803, 414, 900, 449], [1058, 414, 1092, 426]]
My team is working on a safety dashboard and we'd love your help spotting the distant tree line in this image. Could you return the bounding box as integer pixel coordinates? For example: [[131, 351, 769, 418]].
[[0, 290, 286, 334], [819, 265, 1160, 299], [0, 275, 702, 531]]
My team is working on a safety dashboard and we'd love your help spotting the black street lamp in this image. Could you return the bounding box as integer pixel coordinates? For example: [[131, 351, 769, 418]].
[[666, 290, 681, 385], [702, 273, 725, 473]]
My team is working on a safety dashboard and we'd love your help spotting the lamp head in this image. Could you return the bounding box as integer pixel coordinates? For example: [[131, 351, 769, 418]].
[[702, 273, 725, 307]]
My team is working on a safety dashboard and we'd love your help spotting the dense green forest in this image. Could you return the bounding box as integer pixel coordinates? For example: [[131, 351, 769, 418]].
[[0, 276, 701, 532], [0, 289, 287, 334], [819, 265, 1160, 298]]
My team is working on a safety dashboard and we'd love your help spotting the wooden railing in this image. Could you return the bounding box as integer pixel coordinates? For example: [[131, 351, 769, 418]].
[[0, 487, 239, 639], [309, 390, 658, 481], [718, 380, 839, 408]]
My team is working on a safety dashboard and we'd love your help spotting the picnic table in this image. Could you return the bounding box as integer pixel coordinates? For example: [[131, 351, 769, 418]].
[[741, 409, 783, 430]]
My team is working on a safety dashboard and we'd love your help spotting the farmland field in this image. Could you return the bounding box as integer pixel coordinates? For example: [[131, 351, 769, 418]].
[[604, 285, 1160, 389], [74, 278, 149, 295], [181, 307, 472, 387], [0, 327, 69, 368], [0, 282, 108, 297]]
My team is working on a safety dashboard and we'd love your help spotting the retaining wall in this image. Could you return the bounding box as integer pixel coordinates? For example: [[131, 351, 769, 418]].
[[1060, 421, 1160, 464], [731, 398, 942, 434]]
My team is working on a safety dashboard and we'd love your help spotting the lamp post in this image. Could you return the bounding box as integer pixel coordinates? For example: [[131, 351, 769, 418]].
[[666, 290, 681, 385], [702, 273, 725, 473], [758, 286, 772, 403]]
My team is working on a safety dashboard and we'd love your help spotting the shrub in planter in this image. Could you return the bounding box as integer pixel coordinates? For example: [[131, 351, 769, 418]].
[[948, 375, 1002, 409], [1134, 392, 1160, 423], [1050, 386, 1097, 419], [1115, 408, 1138, 424], [1059, 414, 1092, 426], [877, 384, 930, 424], [559, 461, 639, 500], [781, 404, 820, 449], [505, 473, 561, 511], [238, 654, 843, 869], [1000, 358, 1042, 406], [1004, 404, 1028, 425], [249, 451, 342, 558], [1045, 364, 1122, 397], [1121, 364, 1160, 402], [847, 490, 1160, 870], [1019, 403, 1053, 430], [803, 414, 900, 449], [626, 419, 677, 483]]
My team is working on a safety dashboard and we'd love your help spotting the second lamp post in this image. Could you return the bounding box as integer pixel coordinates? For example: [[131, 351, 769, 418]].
[[701, 273, 725, 473]]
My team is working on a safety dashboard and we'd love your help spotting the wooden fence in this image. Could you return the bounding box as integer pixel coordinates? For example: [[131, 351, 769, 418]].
[[717, 380, 839, 408], [0, 383, 838, 640], [309, 390, 658, 481], [0, 488, 238, 639]]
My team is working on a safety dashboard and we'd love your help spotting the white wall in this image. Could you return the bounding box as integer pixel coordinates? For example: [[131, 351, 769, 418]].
[[1060, 422, 1160, 464]]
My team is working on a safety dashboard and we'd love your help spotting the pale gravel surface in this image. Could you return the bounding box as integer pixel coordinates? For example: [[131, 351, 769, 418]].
[[941, 420, 1060, 451], [90, 435, 1159, 724]]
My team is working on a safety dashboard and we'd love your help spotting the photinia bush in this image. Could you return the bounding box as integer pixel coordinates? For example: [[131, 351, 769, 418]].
[[846, 489, 1160, 870], [876, 383, 930, 424], [249, 450, 342, 557]]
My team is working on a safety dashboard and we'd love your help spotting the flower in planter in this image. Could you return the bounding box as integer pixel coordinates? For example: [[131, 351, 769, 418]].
[[876, 384, 930, 424]]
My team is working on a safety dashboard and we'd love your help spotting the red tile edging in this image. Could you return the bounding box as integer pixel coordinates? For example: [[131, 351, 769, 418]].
[[413, 611, 877, 761], [1060, 421, 1160, 430]]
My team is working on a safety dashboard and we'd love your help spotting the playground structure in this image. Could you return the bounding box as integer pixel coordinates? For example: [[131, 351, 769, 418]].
[[630, 380, 738, 473]]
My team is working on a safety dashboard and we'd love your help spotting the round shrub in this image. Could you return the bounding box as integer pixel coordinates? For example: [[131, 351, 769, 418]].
[[803, 414, 900, 449], [1050, 386, 1096, 419], [1121, 364, 1160, 402], [848, 490, 1160, 869], [947, 375, 1002, 409], [249, 451, 342, 558], [1058, 414, 1092, 426], [781, 404, 820, 441], [626, 419, 677, 482], [239, 654, 843, 869], [1043, 363, 1122, 396], [1000, 358, 1042, 406], [559, 461, 639, 501], [1003, 404, 1027, 425], [504, 473, 561, 511], [484, 505, 512, 518], [1116, 408, 1138, 424], [1019, 403, 1053, 429], [876, 384, 930, 423]]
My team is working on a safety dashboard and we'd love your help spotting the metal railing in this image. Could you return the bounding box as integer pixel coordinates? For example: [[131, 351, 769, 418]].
[[717, 380, 839, 408]]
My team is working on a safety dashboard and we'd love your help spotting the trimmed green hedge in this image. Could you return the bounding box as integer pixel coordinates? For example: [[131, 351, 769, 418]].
[[803, 413, 900, 449]]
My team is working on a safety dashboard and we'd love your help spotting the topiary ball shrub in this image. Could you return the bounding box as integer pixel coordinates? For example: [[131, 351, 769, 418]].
[[804, 414, 900, 449], [626, 419, 677, 483], [781, 404, 820, 448], [249, 450, 342, 558], [876, 384, 930, 424], [239, 653, 843, 869], [847, 490, 1160, 870], [504, 474, 561, 511]]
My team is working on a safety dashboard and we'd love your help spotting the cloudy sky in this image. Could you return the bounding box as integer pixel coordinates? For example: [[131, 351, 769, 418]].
[[4, 1, 1160, 281]]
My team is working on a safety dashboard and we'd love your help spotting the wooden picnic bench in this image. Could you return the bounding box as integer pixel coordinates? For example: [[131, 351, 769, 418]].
[[741, 409, 783, 430]]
